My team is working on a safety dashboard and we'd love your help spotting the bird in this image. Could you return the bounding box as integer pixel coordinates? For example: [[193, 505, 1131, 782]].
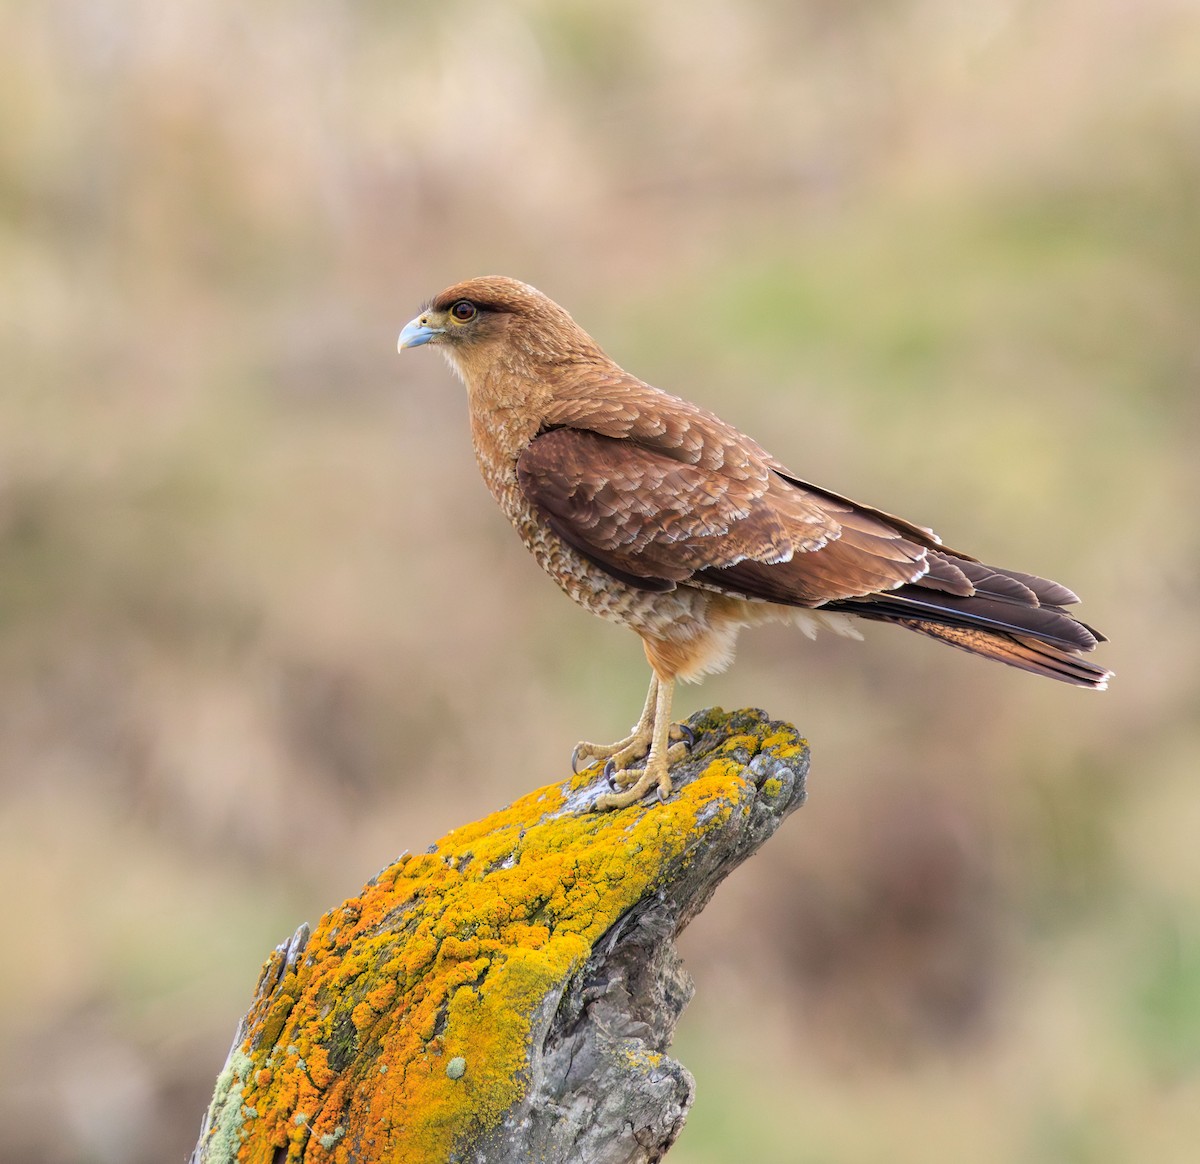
[[398, 276, 1110, 810]]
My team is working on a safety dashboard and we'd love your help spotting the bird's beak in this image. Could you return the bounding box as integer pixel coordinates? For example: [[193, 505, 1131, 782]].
[[397, 315, 444, 352]]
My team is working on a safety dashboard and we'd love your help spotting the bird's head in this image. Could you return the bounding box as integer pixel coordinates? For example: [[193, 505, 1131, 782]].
[[398, 276, 602, 389]]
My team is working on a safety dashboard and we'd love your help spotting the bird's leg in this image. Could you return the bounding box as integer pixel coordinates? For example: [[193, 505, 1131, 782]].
[[571, 674, 659, 774], [572, 673, 694, 781], [594, 676, 684, 810]]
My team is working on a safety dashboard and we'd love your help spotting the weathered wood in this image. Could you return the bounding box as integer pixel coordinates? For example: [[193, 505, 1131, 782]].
[[191, 707, 808, 1164]]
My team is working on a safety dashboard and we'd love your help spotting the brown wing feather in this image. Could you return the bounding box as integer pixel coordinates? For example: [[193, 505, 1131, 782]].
[[517, 425, 930, 601], [539, 373, 946, 600], [522, 366, 1108, 688], [543, 372, 763, 474], [517, 429, 817, 585]]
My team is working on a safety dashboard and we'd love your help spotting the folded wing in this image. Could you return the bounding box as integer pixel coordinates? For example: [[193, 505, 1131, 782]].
[[517, 415, 1109, 689]]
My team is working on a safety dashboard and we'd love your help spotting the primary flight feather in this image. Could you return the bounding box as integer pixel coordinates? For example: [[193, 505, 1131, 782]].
[[399, 276, 1110, 808]]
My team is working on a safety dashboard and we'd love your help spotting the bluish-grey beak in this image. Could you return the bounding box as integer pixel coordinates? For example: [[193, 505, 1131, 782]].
[[397, 316, 443, 351]]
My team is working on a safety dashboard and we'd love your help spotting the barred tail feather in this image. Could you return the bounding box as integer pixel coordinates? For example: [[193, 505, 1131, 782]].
[[885, 619, 1111, 689]]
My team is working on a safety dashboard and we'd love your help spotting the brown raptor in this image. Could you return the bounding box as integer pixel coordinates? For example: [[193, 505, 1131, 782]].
[[398, 276, 1110, 809]]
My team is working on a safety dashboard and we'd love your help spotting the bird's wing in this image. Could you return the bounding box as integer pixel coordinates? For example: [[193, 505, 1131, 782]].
[[518, 427, 799, 588], [517, 418, 932, 601], [519, 373, 1108, 685]]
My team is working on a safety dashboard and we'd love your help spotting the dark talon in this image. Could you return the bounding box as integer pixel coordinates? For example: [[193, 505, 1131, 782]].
[[675, 723, 695, 749], [571, 745, 584, 774], [603, 758, 618, 788], [656, 784, 670, 803]]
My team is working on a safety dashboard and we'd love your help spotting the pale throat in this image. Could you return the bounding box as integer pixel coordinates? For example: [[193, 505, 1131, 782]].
[[437, 345, 469, 386]]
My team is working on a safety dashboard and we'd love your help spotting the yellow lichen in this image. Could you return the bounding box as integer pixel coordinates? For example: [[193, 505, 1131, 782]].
[[760, 730, 803, 758], [217, 710, 803, 1164], [719, 733, 761, 754]]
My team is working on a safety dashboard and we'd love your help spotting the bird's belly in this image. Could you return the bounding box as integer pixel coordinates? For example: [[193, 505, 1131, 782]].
[[480, 465, 724, 654]]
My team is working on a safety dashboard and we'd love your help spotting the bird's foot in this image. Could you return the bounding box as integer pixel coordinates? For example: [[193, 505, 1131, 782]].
[[571, 722, 694, 776], [593, 738, 689, 810], [571, 729, 651, 776], [593, 742, 686, 810]]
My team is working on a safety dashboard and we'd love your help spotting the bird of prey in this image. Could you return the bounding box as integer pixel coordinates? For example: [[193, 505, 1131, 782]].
[[398, 276, 1110, 809]]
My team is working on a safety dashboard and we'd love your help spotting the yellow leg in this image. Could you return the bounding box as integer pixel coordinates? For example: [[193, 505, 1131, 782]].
[[571, 674, 659, 774], [594, 676, 687, 810]]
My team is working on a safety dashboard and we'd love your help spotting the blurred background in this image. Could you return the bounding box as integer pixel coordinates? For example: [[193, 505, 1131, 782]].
[[2, 1, 1198, 1160]]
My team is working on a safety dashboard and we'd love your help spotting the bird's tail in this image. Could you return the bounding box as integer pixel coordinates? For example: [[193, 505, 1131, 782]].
[[827, 559, 1112, 690], [883, 619, 1111, 689]]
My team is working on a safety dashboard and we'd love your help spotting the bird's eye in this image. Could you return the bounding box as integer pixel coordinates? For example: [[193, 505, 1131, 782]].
[[450, 300, 477, 322]]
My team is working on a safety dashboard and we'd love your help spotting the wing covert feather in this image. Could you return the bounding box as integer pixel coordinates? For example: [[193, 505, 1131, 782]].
[[516, 429, 819, 585], [517, 425, 932, 601]]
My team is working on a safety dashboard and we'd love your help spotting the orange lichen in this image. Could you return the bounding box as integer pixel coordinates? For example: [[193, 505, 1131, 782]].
[[198, 710, 803, 1164]]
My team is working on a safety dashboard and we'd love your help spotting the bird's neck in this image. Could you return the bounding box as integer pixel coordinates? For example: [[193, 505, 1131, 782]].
[[469, 389, 541, 461], [464, 342, 607, 454]]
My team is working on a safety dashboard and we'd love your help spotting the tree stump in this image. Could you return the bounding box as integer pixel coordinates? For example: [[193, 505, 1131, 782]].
[[190, 707, 809, 1164]]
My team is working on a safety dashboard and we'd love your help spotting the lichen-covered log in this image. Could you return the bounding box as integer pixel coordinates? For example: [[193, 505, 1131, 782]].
[[191, 707, 808, 1164]]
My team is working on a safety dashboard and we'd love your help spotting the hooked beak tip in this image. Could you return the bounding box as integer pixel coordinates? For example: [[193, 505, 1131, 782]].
[[397, 317, 442, 352]]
